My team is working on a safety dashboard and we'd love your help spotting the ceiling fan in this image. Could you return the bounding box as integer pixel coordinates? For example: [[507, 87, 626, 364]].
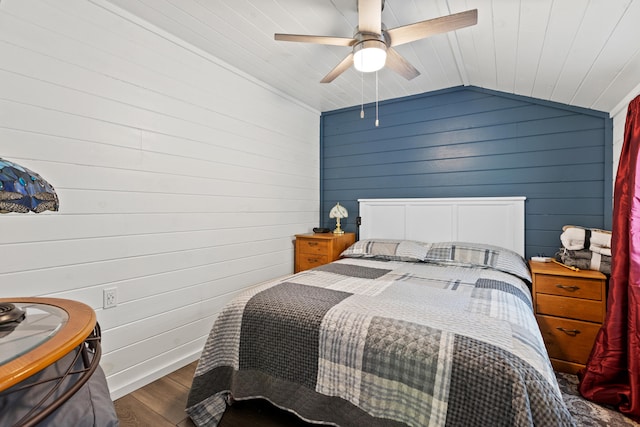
[[275, 0, 477, 83]]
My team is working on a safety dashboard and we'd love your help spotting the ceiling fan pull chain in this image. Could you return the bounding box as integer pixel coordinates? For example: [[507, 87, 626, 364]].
[[375, 71, 380, 127], [360, 70, 365, 119]]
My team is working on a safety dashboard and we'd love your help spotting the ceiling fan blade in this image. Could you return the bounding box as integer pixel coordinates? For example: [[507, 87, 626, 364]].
[[321, 53, 354, 83], [275, 33, 355, 46], [385, 48, 420, 80], [358, 0, 382, 34], [386, 9, 478, 47]]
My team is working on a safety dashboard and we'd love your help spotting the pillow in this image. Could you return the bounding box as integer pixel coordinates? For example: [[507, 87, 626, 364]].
[[341, 239, 429, 262], [424, 241, 532, 282]]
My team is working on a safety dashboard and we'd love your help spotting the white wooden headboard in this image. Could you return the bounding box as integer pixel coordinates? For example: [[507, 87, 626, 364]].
[[358, 197, 526, 256]]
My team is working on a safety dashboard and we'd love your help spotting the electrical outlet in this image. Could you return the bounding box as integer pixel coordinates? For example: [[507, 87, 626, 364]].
[[103, 288, 117, 309]]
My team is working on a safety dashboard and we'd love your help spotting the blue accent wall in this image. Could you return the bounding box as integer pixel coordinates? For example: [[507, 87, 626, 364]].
[[320, 86, 613, 259]]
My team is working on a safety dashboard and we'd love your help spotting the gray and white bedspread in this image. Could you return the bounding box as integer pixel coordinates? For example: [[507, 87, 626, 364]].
[[186, 241, 574, 427]]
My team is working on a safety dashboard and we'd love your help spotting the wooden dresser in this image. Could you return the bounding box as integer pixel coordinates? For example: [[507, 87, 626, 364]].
[[529, 260, 607, 374], [295, 233, 356, 273]]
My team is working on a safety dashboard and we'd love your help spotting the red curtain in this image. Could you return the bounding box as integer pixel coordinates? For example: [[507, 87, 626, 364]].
[[578, 95, 640, 421]]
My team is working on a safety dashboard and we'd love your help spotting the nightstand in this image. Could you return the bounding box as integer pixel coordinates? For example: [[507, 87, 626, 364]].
[[295, 233, 356, 273], [529, 261, 607, 374]]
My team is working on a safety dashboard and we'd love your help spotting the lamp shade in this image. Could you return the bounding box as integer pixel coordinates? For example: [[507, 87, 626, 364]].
[[0, 158, 59, 213], [329, 202, 348, 219]]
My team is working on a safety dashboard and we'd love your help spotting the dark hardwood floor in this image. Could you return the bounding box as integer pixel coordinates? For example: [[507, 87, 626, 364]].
[[114, 362, 197, 427], [114, 361, 325, 427], [114, 362, 638, 427]]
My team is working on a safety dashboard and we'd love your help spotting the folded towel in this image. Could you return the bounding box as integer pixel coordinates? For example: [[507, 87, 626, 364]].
[[560, 227, 586, 250], [566, 249, 592, 260], [556, 248, 611, 275], [560, 225, 612, 256], [589, 231, 612, 256]]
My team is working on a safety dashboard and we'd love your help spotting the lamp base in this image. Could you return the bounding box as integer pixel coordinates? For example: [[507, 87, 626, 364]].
[[333, 216, 345, 235]]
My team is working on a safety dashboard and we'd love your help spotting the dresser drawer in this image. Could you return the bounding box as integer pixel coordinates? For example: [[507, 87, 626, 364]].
[[298, 254, 329, 271], [535, 274, 602, 300], [536, 294, 604, 322], [536, 314, 601, 365], [297, 239, 330, 255]]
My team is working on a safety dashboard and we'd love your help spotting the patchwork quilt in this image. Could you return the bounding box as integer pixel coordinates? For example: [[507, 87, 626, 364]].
[[186, 241, 574, 427]]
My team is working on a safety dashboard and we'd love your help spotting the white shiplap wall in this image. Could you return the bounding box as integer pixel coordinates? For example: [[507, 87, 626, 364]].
[[0, 0, 319, 399], [612, 110, 625, 188]]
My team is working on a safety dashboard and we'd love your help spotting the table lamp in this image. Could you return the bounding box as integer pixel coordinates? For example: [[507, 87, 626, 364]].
[[329, 202, 348, 235], [0, 157, 59, 328]]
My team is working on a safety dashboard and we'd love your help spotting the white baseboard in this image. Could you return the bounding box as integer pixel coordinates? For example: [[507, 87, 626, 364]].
[[107, 350, 201, 401]]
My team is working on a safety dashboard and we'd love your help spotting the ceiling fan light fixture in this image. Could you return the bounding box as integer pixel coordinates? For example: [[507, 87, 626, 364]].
[[353, 40, 387, 73]]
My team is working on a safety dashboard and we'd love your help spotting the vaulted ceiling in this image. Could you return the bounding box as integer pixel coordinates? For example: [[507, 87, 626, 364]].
[[105, 0, 640, 115]]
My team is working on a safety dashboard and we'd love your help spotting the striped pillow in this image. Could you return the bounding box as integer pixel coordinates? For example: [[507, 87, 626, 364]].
[[341, 239, 429, 262], [424, 242, 532, 282]]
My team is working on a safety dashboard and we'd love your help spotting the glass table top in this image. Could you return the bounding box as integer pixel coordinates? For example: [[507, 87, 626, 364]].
[[0, 302, 68, 365]]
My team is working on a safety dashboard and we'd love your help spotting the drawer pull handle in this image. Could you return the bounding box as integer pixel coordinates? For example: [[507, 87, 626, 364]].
[[307, 258, 319, 263], [556, 284, 580, 292], [308, 242, 319, 246], [556, 327, 581, 336]]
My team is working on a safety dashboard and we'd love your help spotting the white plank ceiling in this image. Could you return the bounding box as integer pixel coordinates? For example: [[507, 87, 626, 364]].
[[103, 0, 640, 115]]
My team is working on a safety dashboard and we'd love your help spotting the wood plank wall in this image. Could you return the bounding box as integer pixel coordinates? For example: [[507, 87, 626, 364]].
[[320, 87, 612, 259], [0, 0, 319, 399]]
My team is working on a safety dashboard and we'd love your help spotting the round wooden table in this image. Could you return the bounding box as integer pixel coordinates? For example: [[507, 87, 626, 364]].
[[0, 297, 101, 426]]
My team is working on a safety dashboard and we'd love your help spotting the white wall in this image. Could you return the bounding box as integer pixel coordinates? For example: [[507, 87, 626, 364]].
[[0, 0, 319, 399], [612, 108, 626, 184], [610, 80, 640, 189]]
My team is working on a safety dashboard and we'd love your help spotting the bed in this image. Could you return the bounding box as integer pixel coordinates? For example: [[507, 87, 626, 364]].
[[186, 197, 575, 426]]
